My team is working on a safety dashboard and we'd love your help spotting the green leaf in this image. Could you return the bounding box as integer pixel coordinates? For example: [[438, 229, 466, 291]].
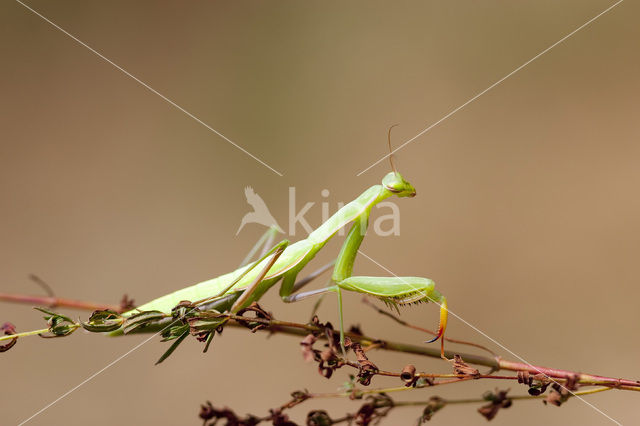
[[34, 307, 79, 337], [161, 324, 190, 341], [202, 332, 214, 353], [155, 329, 189, 365], [34, 307, 75, 324], [187, 317, 226, 334]]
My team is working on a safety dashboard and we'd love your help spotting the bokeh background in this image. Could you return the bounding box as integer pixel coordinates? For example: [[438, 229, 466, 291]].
[[1, 1, 638, 425]]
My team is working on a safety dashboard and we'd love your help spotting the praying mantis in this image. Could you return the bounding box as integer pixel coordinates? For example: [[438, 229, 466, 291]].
[[0, 131, 449, 361], [116, 168, 449, 359]]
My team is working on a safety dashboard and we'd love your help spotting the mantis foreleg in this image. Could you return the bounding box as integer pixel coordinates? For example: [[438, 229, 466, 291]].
[[337, 275, 448, 359], [328, 212, 448, 358]]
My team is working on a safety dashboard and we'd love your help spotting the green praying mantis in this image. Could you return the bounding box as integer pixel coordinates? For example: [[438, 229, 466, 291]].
[[0, 129, 449, 362], [114, 132, 449, 360], [121, 169, 448, 356]]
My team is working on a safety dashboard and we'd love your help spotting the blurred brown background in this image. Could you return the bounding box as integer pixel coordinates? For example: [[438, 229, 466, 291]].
[[1, 1, 638, 425]]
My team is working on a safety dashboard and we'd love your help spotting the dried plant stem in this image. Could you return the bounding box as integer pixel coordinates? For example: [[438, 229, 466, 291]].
[[309, 380, 471, 400], [395, 386, 613, 407], [2, 293, 638, 392], [223, 315, 640, 390], [0, 292, 121, 312], [496, 359, 638, 391], [309, 384, 612, 401]]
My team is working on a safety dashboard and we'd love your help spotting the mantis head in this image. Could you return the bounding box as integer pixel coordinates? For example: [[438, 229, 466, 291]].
[[382, 125, 416, 198], [382, 172, 416, 198]]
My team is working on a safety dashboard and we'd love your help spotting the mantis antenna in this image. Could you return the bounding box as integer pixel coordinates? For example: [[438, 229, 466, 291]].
[[388, 124, 399, 174]]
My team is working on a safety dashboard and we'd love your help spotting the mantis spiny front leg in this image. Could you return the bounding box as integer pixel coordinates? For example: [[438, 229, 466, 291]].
[[279, 200, 448, 358]]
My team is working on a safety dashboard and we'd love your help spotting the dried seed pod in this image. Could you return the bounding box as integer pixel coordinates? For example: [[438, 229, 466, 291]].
[[517, 371, 532, 386], [300, 334, 317, 362], [350, 342, 379, 386], [307, 410, 333, 426], [478, 389, 511, 421], [400, 364, 417, 385], [420, 396, 446, 422], [452, 354, 480, 378], [0, 322, 18, 352]]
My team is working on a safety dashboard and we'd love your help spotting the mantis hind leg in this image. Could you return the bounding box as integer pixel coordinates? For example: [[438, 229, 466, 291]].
[[238, 225, 281, 268], [231, 240, 289, 311], [193, 239, 290, 309]]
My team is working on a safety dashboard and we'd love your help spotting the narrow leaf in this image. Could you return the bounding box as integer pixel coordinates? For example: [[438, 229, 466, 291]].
[[155, 329, 189, 365]]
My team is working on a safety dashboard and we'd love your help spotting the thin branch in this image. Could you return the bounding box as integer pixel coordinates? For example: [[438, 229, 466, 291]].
[[223, 315, 640, 390], [309, 383, 613, 401], [0, 292, 121, 312], [1, 294, 639, 392], [394, 386, 613, 406], [0, 327, 50, 340]]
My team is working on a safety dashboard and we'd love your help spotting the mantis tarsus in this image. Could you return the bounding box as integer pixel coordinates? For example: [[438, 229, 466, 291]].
[[120, 169, 449, 359]]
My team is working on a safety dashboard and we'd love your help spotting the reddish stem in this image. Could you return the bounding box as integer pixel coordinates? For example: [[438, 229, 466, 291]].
[[498, 358, 640, 389], [0, 293, 121, 313]]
